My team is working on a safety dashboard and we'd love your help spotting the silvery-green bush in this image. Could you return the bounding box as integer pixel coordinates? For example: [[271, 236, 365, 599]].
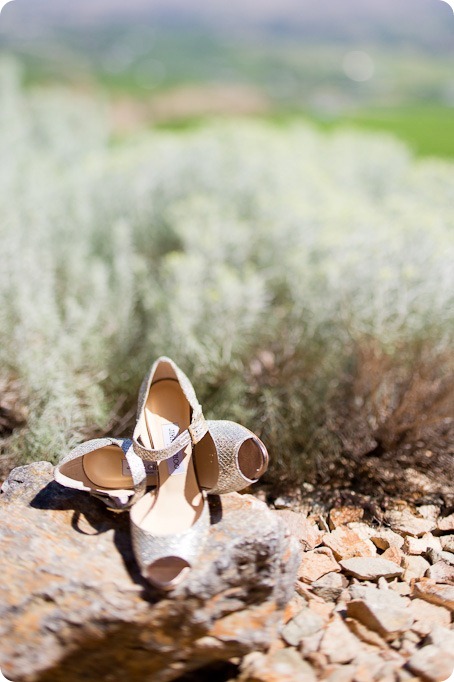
[[0, 60, 452, 482]]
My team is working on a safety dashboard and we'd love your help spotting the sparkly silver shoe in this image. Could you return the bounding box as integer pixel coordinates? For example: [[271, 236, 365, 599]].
[[55, 360, 268, 510], [129, 356, 210, 589]]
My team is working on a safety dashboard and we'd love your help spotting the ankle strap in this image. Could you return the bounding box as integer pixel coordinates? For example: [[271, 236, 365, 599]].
[[133, 412, 208, 462]]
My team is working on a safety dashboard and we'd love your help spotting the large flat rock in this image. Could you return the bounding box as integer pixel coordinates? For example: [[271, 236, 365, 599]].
[[0, 462, 300, 682]]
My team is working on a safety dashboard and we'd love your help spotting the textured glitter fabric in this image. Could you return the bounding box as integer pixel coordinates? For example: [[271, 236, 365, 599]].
[[133, 356, 208, 461], [202, 420, 267, 495], [130, 493, 210, 574], [133, 412, 208, 462]]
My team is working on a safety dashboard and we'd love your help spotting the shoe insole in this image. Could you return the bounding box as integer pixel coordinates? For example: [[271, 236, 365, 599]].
[[83, 444, 156, 490], [139, 379, 204, 536]]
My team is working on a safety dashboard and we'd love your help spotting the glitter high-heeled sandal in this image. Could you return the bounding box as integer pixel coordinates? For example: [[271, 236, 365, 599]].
[[54, 359, 269, 511], [129, 356, 210, 589]]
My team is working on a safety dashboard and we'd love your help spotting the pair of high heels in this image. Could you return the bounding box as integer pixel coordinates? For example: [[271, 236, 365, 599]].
[[55, 357, 268, 590]]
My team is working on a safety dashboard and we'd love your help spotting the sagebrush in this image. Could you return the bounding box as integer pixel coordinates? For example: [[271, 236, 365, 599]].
[[0, 60, 453, 486]]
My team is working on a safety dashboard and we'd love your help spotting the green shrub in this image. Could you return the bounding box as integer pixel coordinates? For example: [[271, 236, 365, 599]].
[[0, 60, 452, 486]]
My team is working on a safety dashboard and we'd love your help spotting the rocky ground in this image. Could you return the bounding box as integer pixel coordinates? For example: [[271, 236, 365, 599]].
[[242, 499, 454, 682], [0, 462, 453, 682]]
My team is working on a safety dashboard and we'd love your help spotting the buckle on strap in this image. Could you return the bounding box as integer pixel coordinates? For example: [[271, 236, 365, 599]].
[[188, 412, 208, 445]]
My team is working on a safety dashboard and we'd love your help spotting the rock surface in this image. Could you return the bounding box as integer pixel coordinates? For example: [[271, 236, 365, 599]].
[[402, 554, 431, 581], [3, 462, 454, 682], [298, 548, 340, 583], [339, 557, 403, 580], [347, 586, 413, 639], [413, 578, 454, 610], [0, 462, 300, 682], [322, 526, 376, 560], [385, 510, 436, 537], [437, 513, 454, 532], [274, 510, 324, 550], [407, 644, 454, 682]]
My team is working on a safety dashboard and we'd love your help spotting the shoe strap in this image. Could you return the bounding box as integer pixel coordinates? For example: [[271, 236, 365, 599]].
[[132, 411, 208, 462], [89, 438, 147, 511]]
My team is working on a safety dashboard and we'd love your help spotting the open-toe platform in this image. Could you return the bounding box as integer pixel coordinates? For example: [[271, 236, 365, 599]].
[[195, 420, 268, 494]]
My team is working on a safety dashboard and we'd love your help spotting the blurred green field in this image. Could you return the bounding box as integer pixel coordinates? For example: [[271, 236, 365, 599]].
[[331, 106, 454, 158], [2, 20, 453, 159], [158, 105, 454, 159]]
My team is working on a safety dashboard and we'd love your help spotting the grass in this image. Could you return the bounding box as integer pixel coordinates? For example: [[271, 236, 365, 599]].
[[335, 105, 454, 158]]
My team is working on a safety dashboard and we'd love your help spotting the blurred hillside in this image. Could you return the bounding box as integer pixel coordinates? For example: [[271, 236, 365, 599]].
[[0, 0, 453, 155]]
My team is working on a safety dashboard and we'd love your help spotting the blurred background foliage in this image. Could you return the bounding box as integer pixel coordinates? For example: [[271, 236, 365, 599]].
[[0, 0, 452, 496]]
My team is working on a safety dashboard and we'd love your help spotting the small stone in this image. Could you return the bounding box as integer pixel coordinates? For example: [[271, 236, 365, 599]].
[[426, 560, 454, 584], [412, 578, 454, 610], [346, 586, 414, 639], [353, 651, 391, 682], [298, 548, 341, 583], [274, 495, 295, 510], [377, 576, 389, 590], [402, 555, 430, 582], [308, 599, 335, 621], [417, 505, 440, 522], [381, 546, 404, 565], [409, 598, 451, 637], [346, 522, 375, 541], [323, 526, 377, 561], [437, 513, 454, 532], [311, 572, 348, 602], [281, 608, 324, 646], [298, 630, 324, 656], [345, 617, 387, 648], [274, 510, 325, 550], [388, 580, 411, 597], [377, 663, 401, 682], [404, 630, 421, 644], [370, 528, 405, 551], [440, 550, 454, 565], [283, 593, 307, 624], [305, 651, 329, 671], [349, 585, 380, 598], [319, 616, 360, 664], [337, 589, 351, 604], [400, 635, 418, 657], [440, 535, 454, 553], [340, 557, 404, 581], [240, 649, 317, 682], [329, 507, 364, 529], [318, 515, 330, 533], [403, 535, 441, 555], [385, 510, 436, 537], [427, 623, 454, 651], [426, 547, 442, 565], [407, 644, 454, 682]]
